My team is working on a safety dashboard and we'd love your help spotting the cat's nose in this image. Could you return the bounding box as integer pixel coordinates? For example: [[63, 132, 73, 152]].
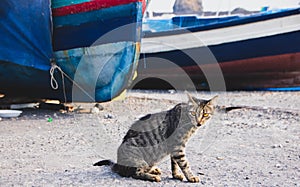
[[197, 123, 202, 127]]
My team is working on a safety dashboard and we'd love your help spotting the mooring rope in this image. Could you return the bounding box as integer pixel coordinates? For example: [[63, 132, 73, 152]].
[[50, 63, 67, 103], [49, 61, 95, 102], [50, 64, 59, 90]]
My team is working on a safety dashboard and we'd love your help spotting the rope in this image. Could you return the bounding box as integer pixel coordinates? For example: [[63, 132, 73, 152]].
[[49, 61, 95, 102], [50, 64, 59, 90], [50, 63, 67, 103]]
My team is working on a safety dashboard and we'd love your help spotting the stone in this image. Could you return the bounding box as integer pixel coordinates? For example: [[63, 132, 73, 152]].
[[173, 0, 203, 15]]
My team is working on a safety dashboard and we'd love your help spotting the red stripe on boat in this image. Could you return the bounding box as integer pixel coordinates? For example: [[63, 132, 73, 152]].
[[52, 0, 144, 17], [142, 0, 147, 13]]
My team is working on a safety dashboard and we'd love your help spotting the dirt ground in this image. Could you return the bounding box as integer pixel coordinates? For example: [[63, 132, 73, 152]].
[[0, 90, 299, 186]]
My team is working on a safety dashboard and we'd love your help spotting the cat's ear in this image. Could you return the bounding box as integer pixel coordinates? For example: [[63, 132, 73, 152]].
[[186, 92, 198, 106], [207, 95, 218, 105]]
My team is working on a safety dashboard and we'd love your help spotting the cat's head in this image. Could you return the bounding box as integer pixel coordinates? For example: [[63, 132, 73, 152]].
[[186, 93, 218, 127]]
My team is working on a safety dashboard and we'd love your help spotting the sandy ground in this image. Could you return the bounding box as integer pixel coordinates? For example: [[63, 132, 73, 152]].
[[0, 90, 299, 186]]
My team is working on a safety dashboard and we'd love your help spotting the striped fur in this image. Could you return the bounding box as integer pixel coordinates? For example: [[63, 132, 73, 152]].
[[94, 93, 217, 182]]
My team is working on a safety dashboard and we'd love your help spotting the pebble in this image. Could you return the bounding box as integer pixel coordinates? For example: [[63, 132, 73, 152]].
[[104, 114, 114, 119], [216, 156, 224, 160], [271, 144, 283, 148], [94, 103, 104, 110], [0, 117, 2, 121], [255, 122, 262, 126], [91, 107, 100, 114], [168, 90, 176, 94]]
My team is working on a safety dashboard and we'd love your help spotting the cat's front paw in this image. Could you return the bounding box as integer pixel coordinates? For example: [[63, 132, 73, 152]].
[[149, 167, 162, 175], [152, 175, 161, 182], [172, 173, 184, 181], [187, 176, 200, 183]]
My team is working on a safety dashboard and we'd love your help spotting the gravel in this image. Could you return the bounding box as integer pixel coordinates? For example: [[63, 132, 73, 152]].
[[0, 90, 299, 186]]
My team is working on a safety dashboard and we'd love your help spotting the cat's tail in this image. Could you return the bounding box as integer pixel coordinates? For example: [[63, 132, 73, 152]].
[[93, 159, 115, 167], [93, 159, 136, 177]]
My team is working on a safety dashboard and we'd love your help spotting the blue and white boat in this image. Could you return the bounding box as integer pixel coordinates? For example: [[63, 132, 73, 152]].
[[137, 7, 300, 91]]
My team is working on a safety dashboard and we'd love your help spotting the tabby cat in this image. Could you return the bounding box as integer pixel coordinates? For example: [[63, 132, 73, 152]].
[[94, 93, 217, 183]]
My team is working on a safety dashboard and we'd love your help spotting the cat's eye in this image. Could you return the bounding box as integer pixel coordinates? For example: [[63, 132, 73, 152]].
[[203, 113, 210, 117], [190, 111, 196, 116]]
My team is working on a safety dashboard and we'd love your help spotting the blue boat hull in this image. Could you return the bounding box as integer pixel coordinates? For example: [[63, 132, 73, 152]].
[[0, 0, 146, 102], [137, 8, 300, 91]]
